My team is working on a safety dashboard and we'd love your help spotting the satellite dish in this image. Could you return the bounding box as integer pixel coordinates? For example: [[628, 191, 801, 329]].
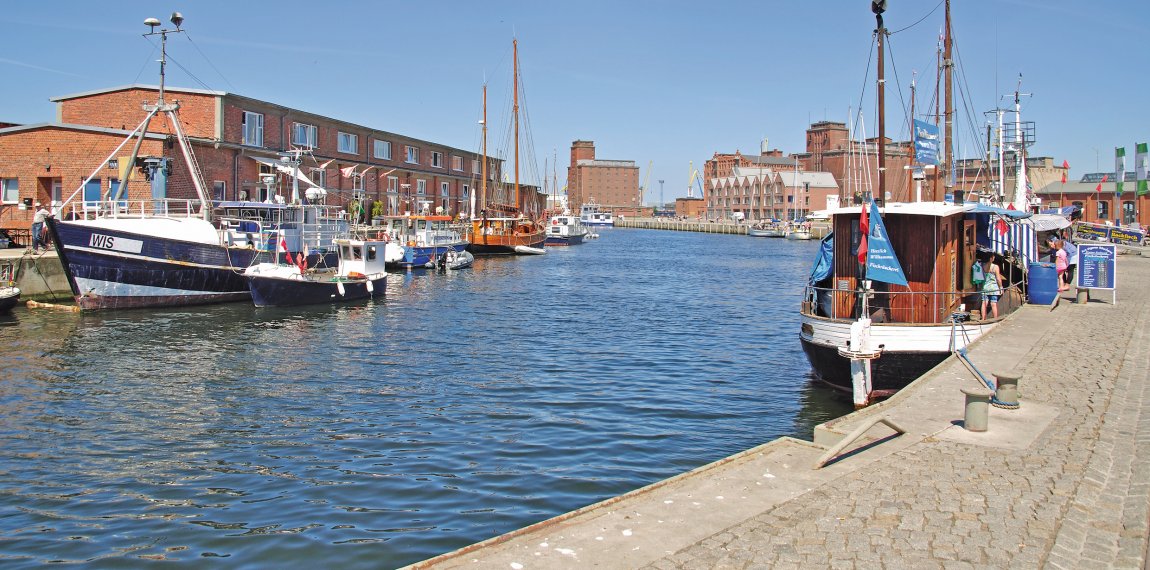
[[871, 0, 887, 15]]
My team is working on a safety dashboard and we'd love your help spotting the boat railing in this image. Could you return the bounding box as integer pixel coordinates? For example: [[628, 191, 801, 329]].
[[802, 281, 1024, 323], [64, 198, 207, 221]]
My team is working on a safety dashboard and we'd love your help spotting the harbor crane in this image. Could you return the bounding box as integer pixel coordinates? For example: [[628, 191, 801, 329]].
[[639, 160, 653, 207]]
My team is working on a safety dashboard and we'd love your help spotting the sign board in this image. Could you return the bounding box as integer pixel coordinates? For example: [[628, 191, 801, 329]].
[[1109, 227, 1145, 246], [1073, 221, 1146, 246], [1076, 224, 1110, 242], [913, 119, 940, 165], [1076, 243, 1117, 304]]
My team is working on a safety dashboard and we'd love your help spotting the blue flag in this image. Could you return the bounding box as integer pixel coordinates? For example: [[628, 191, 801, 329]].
[[864, 200, 908, 286], [913, 119, 940, 166]]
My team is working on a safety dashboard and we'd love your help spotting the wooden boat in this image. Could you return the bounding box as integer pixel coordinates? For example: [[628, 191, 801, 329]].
[[245, 238, 387, 307], [0, 285, 20, 314], [466, 40, 547, 256]]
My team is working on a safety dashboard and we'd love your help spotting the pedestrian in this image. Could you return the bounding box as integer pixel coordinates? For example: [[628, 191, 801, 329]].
[[980, 256, 1003, 319], [1054, 239, 1069, 291], [31, 201, 50, 253], [1061, 235, 1078, 290]]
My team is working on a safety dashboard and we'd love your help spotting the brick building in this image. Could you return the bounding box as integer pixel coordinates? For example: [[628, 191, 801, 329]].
[[0, 84, 548, 242], [1036, 172, 1149, 227], [566, 140, 640, 212]]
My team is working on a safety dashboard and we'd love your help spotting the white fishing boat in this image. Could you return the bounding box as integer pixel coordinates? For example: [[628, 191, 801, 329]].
[[544, 212, 589, 246], [579, 202, 614, 227]]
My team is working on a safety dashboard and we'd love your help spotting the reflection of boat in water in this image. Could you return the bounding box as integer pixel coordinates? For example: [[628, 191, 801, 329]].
[[544, 212, 589, 246], [246, 237, 387, 307], [0, 285, 19, 313]]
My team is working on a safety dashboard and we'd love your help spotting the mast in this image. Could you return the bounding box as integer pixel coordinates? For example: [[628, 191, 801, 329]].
[[481, 84, 487, 215], [874, 1, 887, 207], [943, 0, 957, 203], [1011, 76, 1029, 211], [909, 75, 917, 202], [513, 38, 520, 210]]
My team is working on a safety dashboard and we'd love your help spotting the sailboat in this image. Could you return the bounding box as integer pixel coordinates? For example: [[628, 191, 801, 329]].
[[467, 39, 547, 256], [798, 0, 1034, 407]]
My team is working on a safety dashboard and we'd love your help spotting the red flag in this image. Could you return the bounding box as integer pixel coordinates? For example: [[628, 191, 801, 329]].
[[1096, 173, 1109, 193], [857, 202, 869, 264], [1061, 160, 1069, 183], [280, 237, 294, 266], [996, 217, 1009, 235]]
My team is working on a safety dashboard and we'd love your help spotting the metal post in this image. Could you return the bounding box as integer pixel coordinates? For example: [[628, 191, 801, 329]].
[[960, 387, 993, 431], [991, 370, 1021, 409]]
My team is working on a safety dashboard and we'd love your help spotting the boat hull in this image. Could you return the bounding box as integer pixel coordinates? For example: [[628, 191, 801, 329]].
[[395, 242, 469, 268], [0, 287, 19, 314], [799, 312, 996, 394], [248, 274, 386, 307], [48, 218, 260, 310], [467, 233, 546, 256], [544, 233, 585, 246]]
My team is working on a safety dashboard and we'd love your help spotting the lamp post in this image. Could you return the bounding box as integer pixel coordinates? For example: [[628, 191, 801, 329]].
[[658, 179, 664, 214]]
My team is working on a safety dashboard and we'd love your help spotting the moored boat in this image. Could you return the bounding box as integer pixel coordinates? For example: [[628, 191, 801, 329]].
[[0, 285, 19, 313], [246, 237, 387, 307], [579, 202, 614, 227], [544, 212, 589, 246], [424, 248, 474, 271], [376, 212, 468, 268]]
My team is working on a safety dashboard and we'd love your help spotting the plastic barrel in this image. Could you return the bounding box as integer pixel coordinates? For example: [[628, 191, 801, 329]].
[[1027, 262, 1058, 304]]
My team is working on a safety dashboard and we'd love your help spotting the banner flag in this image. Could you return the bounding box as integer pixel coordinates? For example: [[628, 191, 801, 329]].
[[862, 199, 908, 286], [857, 200, 869, 264], [1116, 147, 1125, 196], [1136, 142, 1148, 196], [1061, 159, 1069, 184], [1096, 174, 1109, 193], [913, 120, 940, 165]]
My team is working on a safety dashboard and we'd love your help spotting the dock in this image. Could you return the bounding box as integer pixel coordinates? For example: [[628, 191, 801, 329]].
[[0, 247, 71, 303], [406, 253, 1150, 569], [615, 218, 831, 239]]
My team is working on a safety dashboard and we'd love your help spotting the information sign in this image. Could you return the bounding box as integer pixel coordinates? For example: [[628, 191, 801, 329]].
[[1076, 243, 1117, 304]]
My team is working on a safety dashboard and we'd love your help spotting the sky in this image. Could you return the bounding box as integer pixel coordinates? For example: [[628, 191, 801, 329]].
[[2, 0, 1146, 204]]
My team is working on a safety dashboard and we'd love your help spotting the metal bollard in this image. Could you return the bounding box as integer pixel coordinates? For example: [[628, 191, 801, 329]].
[[992, 370, 1021, 409], [960, 387, 994, 432]]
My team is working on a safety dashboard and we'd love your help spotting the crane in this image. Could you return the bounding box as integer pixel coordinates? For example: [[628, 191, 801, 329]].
[[687, 161, 704, 198], [639, 160, 653, 207]]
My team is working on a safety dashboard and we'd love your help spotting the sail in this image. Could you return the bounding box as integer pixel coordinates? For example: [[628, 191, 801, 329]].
[[863, 199, 908, 286]]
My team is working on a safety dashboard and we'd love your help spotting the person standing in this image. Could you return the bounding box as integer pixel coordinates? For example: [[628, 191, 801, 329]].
[[1061, 235, 1078, 289], [980, 257, 1003, 319], [1054, 239, 1069, 292], [31, 202, 49, 253]]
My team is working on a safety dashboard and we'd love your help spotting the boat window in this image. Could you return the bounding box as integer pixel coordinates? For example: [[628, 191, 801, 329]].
[[367, 246, 377, 261], [353, 245, 363, 260]]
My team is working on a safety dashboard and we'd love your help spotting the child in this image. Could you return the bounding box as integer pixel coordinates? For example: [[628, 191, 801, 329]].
[[1054, 240, 1069, 292]]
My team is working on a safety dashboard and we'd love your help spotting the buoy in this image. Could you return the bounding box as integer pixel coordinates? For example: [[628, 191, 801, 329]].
[[27, 300, 81, 312]]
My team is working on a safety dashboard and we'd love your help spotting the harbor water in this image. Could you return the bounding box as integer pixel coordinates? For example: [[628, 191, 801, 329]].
[[0, 228, 851, 568]]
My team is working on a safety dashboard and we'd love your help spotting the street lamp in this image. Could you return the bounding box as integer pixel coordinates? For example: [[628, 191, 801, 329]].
[[658, 180, 664, 213]]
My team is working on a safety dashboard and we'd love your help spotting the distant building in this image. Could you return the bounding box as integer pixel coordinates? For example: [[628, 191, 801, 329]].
[[675, 197, 705, 219], [0, 84, 529, 239], [1035, 172, 1148, 227], [566, 140, 640, 212]]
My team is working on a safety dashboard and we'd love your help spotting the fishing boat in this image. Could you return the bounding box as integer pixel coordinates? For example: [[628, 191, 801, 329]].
[[544, 212, 589, 246], [376, 210, 469, 268], [798, 0, 1035, 407], [245, 237, 387, 307], [579, 202, 615, 227], [45, 16, 345, 310], [466, 40, 547, 256], [0, 285, 19, 313]]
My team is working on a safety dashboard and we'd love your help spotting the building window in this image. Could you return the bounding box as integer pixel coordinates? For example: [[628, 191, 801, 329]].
[[431, 151, 443, 168], [212, 180, 226, 201], [387, 176, 398, 193], [1097, 201, 1109, 220], [1123, 200, 1136, 224], [311, 168, 327, 188], [405, 146, 419, 164], [374, 140, 392, 160], [440, 182, 450, 196], [338, 132, 358, 154], [417, 180, 426, 195], [242, 111, 264, 147], [472, 159, 481, 174], [462, 184, 469, 198], [1, 178, 18, 203], [292, 122, 317, 148], [452, 155, 464, 171]]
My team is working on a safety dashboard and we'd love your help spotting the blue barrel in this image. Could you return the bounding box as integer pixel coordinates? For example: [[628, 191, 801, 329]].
[[1027, 262, 1058, 304]]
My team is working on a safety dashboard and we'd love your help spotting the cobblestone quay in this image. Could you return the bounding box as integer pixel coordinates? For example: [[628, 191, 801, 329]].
[[408, 254, 1150, 570]]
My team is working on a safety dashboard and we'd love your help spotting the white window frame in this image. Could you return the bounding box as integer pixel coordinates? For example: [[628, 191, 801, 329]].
[[440, 181, 450, 197], [292, 122, 317, 148], [416, 180, 426, 195], [387, 176, 398, 193], [1, 178, 18, 203], [374, 139, 392, 160], [242, 111, 264, 147], [472, 159, 481, 174], [338, 132, 358, 154], [452, 155, 464, 171], [431, 151, 444, 168], [405, 146, 419, 164], [311, 168, 327, 188], [462, 184, 469, 198]]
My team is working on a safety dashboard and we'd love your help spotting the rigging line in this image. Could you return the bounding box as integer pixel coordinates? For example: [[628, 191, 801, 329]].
[[133, 41, 161, 85], [165, 53, 213, 91], [884, 35, 913, 142], [889, 0, 944, 35], [184, 33, 237, 92], [851, 32, 878, 152]]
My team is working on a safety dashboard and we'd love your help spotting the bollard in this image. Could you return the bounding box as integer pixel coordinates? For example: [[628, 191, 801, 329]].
[[1076, 288, 1089, 304], [992, 370, 1021, 409], [960, 387, 994, 432]]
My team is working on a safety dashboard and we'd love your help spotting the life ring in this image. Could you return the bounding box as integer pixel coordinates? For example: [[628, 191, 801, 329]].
[[407, 240, 416, 248], [552, 219, 558, 225]]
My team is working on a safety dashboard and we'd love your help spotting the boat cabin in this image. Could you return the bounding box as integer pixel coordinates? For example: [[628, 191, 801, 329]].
[[334, 238, 387, 278]]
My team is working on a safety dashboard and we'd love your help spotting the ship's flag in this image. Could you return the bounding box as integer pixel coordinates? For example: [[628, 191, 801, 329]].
[[861, 198, 908, 287], [997, 204, 1015, 235], [1096, 174, 1109, 193], [319, 159, 335, 169], [1137, 143, 1149, 196], [1061, 160, 1069, 184], [857, 200, 869, 264], [280, 237, 294, 266], [1116, 147, 1126, 196], [341, 165, 358, 178]]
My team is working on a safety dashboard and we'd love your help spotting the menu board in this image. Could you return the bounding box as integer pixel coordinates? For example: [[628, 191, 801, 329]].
[[1076, 243, 1116, 290]]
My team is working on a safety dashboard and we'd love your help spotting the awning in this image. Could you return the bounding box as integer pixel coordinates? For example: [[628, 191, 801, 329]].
[[967, 203, 1032, 219], [1027, 213, 1073, 232], [250, 156, 322, 191]]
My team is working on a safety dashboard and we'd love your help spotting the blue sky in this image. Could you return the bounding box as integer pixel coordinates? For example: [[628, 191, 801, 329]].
[[2, 1, 1145, 203]]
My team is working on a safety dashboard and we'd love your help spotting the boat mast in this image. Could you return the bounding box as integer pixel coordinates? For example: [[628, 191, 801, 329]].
[[875, 1, 887, 207], [481, 84, 487, 215], [943, 0, 957, 204], [513, 39, 520, 211]]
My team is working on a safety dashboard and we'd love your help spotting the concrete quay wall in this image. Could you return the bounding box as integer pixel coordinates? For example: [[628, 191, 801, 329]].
[[616, 218, 831, 239], [1, 249, 71, 303], [407, 251, 1150, 569]]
